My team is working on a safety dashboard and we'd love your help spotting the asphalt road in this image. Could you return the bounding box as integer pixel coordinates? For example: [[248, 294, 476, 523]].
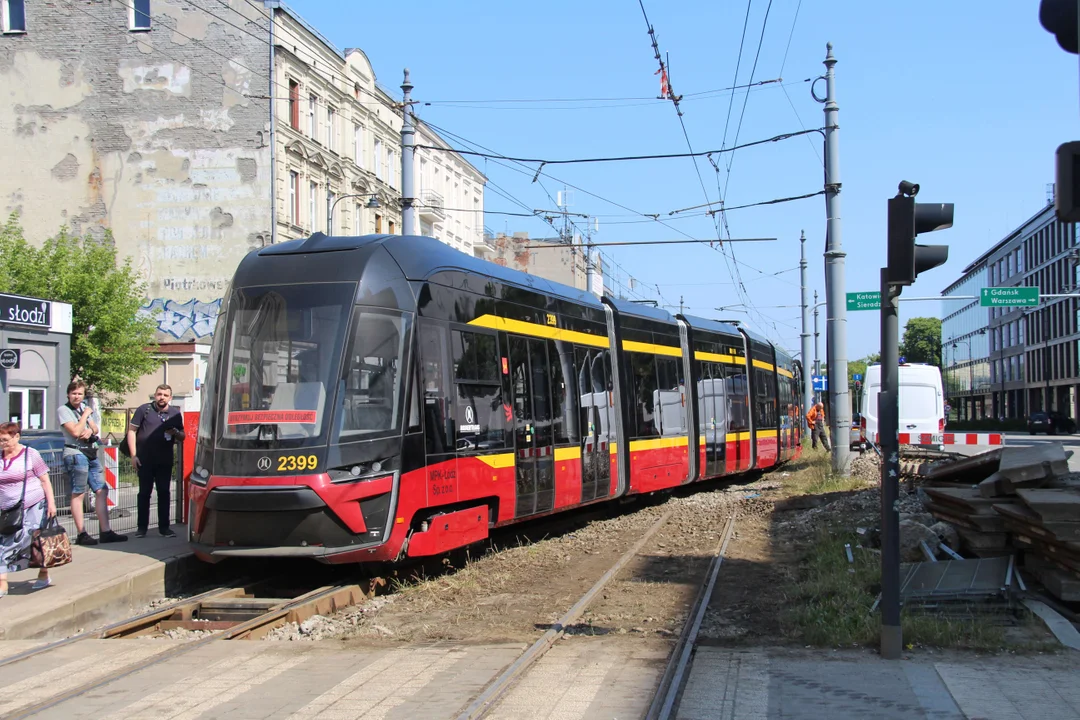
[[949, 431, 1080, 472]]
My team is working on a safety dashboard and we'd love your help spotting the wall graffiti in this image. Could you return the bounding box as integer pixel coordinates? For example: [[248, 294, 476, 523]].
[[140, 298, 222, 340]]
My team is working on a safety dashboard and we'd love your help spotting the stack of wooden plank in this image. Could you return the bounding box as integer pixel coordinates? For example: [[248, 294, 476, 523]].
[[921, 487, 1016, 557], [995, 489, 1080, 602], [919, 443, 1080, 602]]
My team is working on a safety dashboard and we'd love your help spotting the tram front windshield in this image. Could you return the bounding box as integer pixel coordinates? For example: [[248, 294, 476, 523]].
[[219, 282, 407, 449]]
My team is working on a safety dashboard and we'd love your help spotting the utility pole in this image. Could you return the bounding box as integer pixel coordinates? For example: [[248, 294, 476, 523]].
[[800, 231, 814, 423], [400, 69, 416, 236], [813, 289, 820, 377], [821, 43, 852, 475]]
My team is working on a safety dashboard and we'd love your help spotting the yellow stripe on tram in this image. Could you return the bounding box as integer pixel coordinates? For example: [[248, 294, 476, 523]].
[[756, 429, 778, 438], [694, 350, 738, 364], [468, 314, 610, 348], [622, 340, 682, 357], [778, 368, 794, 378], [554, 447, 581, 461], [629, 436, 689, 452], [751, 359, 774, 371], [725, 432, 752, 442], [475, 453, 515, 469]]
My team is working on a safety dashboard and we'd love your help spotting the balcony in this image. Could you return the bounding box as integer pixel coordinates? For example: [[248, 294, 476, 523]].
[[419, 189, 445, 222], [473, 233, 497, 259]]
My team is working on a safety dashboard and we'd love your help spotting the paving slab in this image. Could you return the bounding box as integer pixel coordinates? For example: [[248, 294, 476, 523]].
[[0, 526, 203, 640]]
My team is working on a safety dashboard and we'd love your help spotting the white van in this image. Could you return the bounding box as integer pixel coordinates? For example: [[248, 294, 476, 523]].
[[859, 363, 945, 447]]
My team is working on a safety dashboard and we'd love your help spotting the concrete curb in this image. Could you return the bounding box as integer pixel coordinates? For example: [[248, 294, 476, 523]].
[[2, 552, 212, 641]]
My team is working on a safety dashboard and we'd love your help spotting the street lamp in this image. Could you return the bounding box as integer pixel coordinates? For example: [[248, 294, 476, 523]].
[[328, 193, 381, 235]]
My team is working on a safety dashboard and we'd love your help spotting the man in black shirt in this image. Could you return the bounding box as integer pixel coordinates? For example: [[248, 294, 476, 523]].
[[126, 384, 185, 538]]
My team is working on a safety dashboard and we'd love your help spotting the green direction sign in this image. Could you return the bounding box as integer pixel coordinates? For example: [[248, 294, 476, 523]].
[[979, 287, 1039, 307], [846, 291, 881, 311]]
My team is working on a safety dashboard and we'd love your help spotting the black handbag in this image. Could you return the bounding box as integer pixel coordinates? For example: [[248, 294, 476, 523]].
[[0, 452, 28, 536]]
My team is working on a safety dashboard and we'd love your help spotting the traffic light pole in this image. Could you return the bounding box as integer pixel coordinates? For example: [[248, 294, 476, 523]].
[[822, 43, 852, 475], [878, 268, 903, 660], [879, 180, 952, 660]]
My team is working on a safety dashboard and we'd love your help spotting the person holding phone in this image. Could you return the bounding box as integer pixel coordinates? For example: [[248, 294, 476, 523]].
[[58, 380, 126, 545], [126, 384, 185, 538]]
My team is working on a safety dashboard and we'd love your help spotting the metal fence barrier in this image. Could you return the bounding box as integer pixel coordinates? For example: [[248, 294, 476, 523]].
[[35, 442, 183, 537]]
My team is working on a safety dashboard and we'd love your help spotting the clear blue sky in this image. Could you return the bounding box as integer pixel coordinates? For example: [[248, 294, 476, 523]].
[[290, 0, 1078, 361]]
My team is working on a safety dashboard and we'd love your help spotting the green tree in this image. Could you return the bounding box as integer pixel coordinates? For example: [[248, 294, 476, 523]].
[[900, 317, 942, 367], [0, 215, 158, 403]]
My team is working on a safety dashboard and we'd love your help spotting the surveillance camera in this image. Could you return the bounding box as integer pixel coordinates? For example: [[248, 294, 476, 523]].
[[898, 180, 920, 197]]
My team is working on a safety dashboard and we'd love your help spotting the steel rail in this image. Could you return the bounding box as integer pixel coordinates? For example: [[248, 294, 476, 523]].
[[0, 584, 244, 669], [457, 509, 675, 720], [646, 513, 737, 720], [4, 584, 361, 720]]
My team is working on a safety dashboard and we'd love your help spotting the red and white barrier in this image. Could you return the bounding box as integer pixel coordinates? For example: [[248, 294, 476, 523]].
[[871, 432, 1004, 446], [101, 445, 119, 507]]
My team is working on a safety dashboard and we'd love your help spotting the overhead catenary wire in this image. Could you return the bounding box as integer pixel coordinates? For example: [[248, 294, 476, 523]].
[[411, 128, 818, 167], [415, 116, 800, 304]]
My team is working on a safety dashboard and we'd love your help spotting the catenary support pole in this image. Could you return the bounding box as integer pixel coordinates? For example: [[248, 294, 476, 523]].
[[800, 231, 814, 424], [401, 69, 417, 236], [822, 43, 852, 474], [879, 267, 902, 660], [813, 289, 820, 377], [267, 0, 277, 244]]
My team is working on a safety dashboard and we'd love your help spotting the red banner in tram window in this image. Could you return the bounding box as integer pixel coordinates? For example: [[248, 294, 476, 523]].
[[226, 410, 318, 425]]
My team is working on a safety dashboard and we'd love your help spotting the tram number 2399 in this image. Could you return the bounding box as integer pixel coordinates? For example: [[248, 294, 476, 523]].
[[278, 454, 318, 472]]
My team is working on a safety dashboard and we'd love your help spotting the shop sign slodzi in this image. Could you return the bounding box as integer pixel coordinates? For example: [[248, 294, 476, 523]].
[[0, 293, 51, 328]]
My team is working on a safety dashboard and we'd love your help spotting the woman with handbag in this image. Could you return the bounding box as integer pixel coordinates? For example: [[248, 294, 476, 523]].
[[0, 421, 57, 596]]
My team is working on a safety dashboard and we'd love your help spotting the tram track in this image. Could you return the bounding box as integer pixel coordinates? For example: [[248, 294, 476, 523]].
[[0, 582, 370, 720], [454, 509, 739, 720]]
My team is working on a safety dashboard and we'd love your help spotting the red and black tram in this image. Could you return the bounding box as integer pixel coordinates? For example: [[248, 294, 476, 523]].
[[188, 233, 802, 564]]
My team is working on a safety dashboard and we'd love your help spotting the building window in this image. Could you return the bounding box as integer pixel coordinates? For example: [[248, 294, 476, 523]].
[[309, 181, 318, 231], [288, 80, 300, 129], [326, 191, 335, 233], [374, 139, 383, 181], [354, 124, 364, 168], [388, 149, 396, 189], [289, 171, 299, 225], [354, 204, 362, 235], [130, 0, 150, 30], [326, 107, 335, 151], [308, 95, 317, 139], [2, 0, 26, 33], [375, 213, 382, 233], [389, 220, 395, 235]]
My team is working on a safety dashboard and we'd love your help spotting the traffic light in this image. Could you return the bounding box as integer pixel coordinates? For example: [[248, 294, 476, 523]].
[[1040, 0, 1077, 54], [1055, 142, 1080, 222], [886, 181, 951, 287]]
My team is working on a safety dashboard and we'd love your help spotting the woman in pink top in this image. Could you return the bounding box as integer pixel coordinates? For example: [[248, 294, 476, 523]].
[[0, 421, 57, 596]]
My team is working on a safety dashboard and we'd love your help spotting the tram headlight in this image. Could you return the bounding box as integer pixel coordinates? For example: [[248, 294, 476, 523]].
[[190, 465, 210, 486]]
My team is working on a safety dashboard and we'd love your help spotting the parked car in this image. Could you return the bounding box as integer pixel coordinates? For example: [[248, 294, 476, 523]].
[[1027, 411, 1076, 435], [850, 413, 864, 450]]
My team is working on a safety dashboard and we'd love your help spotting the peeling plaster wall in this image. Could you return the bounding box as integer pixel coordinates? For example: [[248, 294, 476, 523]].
[[0, 0, 271, 341]]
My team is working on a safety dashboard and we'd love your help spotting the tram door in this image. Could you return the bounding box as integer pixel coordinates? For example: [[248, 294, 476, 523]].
[[577, 348, 613, 502], [701, 363, 726, 478], [509, 336, 555, 517]]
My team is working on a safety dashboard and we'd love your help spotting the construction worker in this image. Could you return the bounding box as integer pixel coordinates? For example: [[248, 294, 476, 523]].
[[806, 398, 830, 451]]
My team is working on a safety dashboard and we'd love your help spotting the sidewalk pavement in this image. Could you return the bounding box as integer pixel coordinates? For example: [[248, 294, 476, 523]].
[[0, 525, 197, 640], [677, 646, 1080, 720]]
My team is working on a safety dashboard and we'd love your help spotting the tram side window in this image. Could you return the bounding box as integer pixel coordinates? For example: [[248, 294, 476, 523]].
[[629, 353, 659, 438], [419, 321, 453, 455], [726, 369, 750, 431], [549, 340, 579, 444], [452, 329, 506, 452], [654, 356, 685, 436]]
